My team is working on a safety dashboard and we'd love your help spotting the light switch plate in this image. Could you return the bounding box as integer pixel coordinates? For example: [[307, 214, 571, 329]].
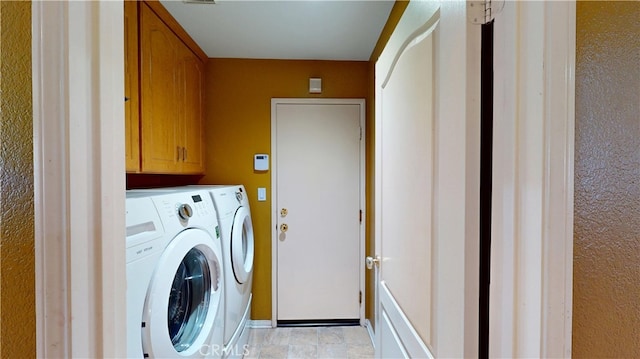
[[257, 187, 267, 201]]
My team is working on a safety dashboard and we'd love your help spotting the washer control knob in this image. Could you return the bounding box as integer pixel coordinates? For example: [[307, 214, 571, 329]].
[[177, 203, 193, 220]]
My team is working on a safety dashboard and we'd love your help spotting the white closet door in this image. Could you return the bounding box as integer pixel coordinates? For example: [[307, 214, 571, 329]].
[[373, 2, 481, 358]]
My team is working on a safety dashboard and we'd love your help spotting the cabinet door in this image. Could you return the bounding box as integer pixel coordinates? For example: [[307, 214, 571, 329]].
[[179, 46, 205, 174], [124, 1, 140, 172], [140, 3, 181, 173]]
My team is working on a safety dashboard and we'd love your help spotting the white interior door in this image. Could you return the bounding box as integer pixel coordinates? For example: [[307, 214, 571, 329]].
[[373, 2, 480, 358], [272, 99, 365, 323]]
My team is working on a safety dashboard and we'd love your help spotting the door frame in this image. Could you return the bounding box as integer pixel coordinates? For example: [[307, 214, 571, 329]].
[[32, 1, 126, 357], [270, 98, 366, 327], [30, 1, 574, 357], [490, 1, 576, 357]]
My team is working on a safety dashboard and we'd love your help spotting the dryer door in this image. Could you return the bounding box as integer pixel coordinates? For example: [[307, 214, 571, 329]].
[[142, 228, 222, 358], [230, 206, 255, 284]]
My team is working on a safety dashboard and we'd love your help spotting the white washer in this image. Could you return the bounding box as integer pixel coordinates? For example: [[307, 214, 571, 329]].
[[189, 185, 255, 359], [126, 190, 225, 358]]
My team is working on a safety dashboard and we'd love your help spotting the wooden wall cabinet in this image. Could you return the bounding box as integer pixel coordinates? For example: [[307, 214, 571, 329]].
[[178, 47, 205, 173], [125, 1, 206, 174]]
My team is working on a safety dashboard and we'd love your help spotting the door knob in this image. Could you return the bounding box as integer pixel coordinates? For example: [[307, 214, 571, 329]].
[[365, 255, 381, 269], [280, 223, 288, 233]]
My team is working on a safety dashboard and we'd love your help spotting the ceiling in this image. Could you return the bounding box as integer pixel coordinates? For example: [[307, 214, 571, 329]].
[[159, 0, 395, 61]]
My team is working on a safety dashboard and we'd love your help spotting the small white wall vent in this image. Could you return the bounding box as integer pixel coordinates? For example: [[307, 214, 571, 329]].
[[309, 78, 322, 94]]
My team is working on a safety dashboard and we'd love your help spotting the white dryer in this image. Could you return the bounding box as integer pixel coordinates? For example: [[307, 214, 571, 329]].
[[126, 190, 224, 358], [189, 185, 255, 359]]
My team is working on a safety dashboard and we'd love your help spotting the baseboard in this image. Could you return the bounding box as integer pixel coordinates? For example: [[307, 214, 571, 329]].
[[247, 320, 273, 329], [364, 319, 376, 350]]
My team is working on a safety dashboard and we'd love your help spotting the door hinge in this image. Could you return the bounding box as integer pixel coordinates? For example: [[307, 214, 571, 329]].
[[359, 210, 362, 223], [359, 291, 362, 304], [468, 0, 504, 25], [359, 127, 362, 141]]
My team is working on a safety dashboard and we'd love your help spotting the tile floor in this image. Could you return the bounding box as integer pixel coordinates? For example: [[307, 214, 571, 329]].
[[245, 326, 374, 359]]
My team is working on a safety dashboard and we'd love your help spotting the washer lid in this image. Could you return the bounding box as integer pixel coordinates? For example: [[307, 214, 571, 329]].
[[231, 206, 255, 284], [141, 228, 222, 358]]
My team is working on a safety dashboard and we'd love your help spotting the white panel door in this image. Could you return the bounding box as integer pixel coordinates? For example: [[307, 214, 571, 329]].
[[373, 1, 480, 358], [274, 100, 364, 321]]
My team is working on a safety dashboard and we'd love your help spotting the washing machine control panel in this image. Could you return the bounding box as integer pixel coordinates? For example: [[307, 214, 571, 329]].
[[189, 194, 213, 217], [150, 192, 215, 229]]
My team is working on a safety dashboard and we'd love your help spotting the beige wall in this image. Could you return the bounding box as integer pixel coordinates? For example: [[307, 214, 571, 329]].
[[0, 1, 36, 356], [573, 1, 640, 356], [201, 58, 369, 320]]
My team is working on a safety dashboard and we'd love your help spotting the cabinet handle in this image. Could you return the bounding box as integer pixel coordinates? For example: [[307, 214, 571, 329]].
[[177, 146, 181, 161], [183, 147, 187, 161]]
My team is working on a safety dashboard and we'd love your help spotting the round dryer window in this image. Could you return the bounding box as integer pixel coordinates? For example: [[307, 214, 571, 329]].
[[142, 229, 222, 358], [231, 206, 255, 284]]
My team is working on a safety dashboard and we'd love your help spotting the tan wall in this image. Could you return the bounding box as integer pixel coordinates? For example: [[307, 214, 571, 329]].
[[201, 58, 369, 319], [573, 1, 640, 357], [0, 1, 36, 357]]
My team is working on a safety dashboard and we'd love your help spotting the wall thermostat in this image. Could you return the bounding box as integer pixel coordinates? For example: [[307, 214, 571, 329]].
[[254, 154, 269, 171]]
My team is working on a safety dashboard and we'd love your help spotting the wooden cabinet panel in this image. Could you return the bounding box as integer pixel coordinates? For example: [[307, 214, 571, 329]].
[[140, 3, 181, 173], [124, 1, 140, 172], [137, 2, 205, 174], [179, 47, 205, 173]]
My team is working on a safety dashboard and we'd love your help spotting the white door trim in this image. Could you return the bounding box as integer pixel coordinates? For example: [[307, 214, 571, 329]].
[[491, 1, 575, 357], [33, 1, 126, 357], [270, 98, 366, 327]]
